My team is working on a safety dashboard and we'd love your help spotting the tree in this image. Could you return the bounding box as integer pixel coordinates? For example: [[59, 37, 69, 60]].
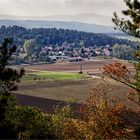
[[23, 39, 36, 55], [0, 38, 56, 139], [0, 38, 25, 90], [112, 44, 134, 60], [23, 39, 38, 64], [112, 0, 140, 37], [103, 0, 140, 100], [60, 83, 127, 139], [110, 1, 140, 136], [0, 38, 25, 139], [103, 2, 140, 137], [12, 106, 54, 139]]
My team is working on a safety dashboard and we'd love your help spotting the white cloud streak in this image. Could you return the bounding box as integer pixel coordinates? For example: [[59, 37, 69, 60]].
[[0, 0, 126, 16]]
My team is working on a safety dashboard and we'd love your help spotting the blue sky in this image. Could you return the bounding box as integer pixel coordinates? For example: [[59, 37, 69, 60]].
[[0, 0, 125, 17]]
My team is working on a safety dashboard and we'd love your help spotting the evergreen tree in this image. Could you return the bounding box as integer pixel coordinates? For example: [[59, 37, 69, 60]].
[[0, 38, 55, 139], [112, 0, 140, 37], [0, 38, 25, 139], [104, 1, 140, 136], [104, 0, 140, 100], [0, 38, 25, 90]]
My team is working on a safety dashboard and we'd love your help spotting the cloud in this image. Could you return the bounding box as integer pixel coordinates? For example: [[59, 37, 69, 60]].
[[0, 0, 125, 17]]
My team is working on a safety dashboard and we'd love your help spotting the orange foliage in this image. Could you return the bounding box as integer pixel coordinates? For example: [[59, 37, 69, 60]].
[[79, 84, 126, 139], [61, 83, 127, 140], [103, 61, 131, 83], [103, 61, 140, 103], [50, 82, 140, 139]]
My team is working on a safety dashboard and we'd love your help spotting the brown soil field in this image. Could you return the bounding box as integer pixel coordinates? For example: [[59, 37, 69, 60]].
[[14, 59, 135, 106], [15, 79, 101, 101], [23, 60, 134, 73], [16, 94, 80, 115], [18, 80, 88, 90], [15, 60, 136, 115], [15, 78, 134, 107]]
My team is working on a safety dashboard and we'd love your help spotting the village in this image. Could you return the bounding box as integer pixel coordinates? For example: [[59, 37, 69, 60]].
[[15, 43, 112, 65]]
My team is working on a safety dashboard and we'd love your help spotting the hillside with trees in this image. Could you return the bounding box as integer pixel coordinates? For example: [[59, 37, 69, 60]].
[[0, 20, 115, 33], [0, 26, 137, 64], [0, 25, 137, 48]]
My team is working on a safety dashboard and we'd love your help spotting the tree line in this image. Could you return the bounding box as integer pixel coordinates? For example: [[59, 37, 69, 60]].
[[0, 25, 137, 48]]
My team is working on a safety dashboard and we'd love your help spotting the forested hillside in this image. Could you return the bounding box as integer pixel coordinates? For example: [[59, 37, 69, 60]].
[[0, 19, 115, 33], [0, 25, 136, 48]]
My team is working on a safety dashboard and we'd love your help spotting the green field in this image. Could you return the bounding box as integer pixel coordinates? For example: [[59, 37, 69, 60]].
[[21, 71, 86, 82], [115, 36, 140, 42]]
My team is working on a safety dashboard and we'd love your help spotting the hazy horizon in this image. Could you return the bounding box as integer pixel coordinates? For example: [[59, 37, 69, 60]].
[[0, 0, 126, 24]]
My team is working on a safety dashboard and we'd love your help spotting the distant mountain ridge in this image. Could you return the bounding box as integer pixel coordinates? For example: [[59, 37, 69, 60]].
[[44, 13, 113, 26], [0, 19, 116, 33], [0, 13, 113, 25]]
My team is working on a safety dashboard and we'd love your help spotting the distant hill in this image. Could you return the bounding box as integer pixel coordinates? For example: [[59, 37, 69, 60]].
[[43, 13, 113, 26], [0, 13, 113, 26], [0, 19, 116, 33], [0, 26, 136, 48]]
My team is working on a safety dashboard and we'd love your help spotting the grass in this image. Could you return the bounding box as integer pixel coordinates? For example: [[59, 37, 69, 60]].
[[21, 71, 86, 82]]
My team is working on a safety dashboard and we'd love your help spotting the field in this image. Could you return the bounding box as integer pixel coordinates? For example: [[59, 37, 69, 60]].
[[25, 59, 114, 72], [115, 35, 140, 42], [14, 59, 136, 113], [21, 71, 86, 81], [21, 59, 134, 73]]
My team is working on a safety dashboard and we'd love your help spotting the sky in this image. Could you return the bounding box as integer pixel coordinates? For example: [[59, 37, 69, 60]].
[[0, 0, 126, 17]]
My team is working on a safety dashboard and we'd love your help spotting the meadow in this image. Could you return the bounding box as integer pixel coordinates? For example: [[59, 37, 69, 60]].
[[21, 71, 86, 82]]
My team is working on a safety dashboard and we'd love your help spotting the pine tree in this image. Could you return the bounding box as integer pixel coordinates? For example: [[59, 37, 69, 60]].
[[112, 0, 140, 37], [103, 0, 140, 101], [0, 38, 25, 139], [107, 1, 140, 136], [0, 38, 25, 91]]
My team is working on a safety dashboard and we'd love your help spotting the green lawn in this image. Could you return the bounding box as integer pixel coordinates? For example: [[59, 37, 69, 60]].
[[21, 71, 86, 82]]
